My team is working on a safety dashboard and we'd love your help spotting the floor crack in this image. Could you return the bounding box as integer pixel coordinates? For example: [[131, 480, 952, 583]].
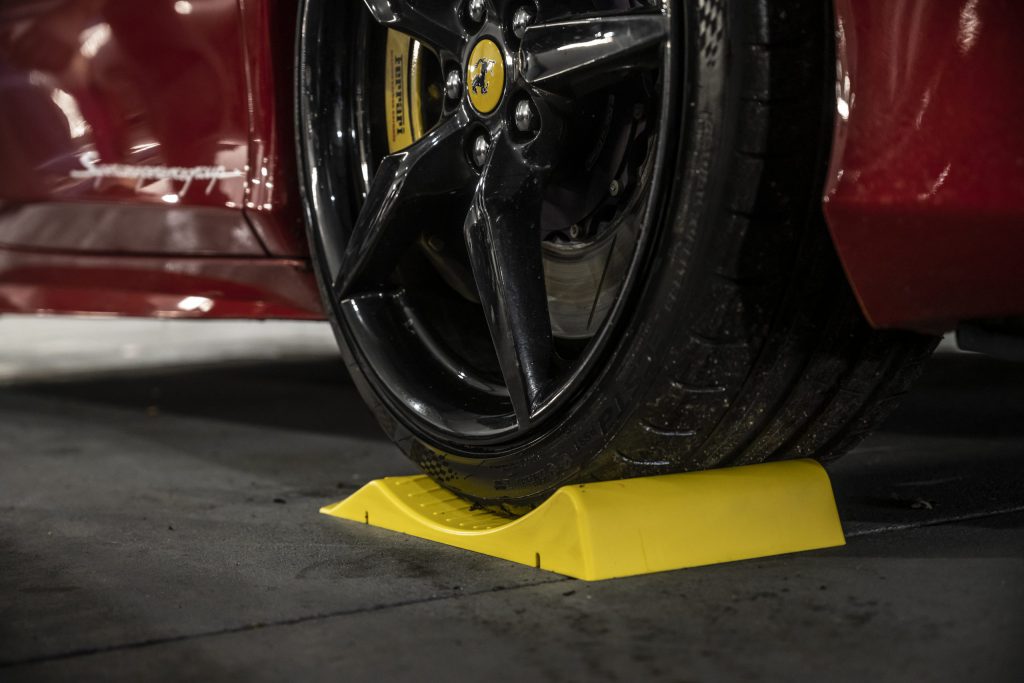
[[0, 577, 573, 669]]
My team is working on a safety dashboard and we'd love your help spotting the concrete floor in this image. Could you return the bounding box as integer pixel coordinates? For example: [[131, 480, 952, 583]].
[[0, 318, 1021, 682]]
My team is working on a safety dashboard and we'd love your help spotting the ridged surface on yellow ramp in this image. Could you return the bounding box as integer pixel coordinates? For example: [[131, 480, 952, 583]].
[[320, 459, 845, 581]]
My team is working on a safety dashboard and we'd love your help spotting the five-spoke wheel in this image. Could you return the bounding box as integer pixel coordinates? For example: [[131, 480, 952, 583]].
[[312, 0, 671, 435]]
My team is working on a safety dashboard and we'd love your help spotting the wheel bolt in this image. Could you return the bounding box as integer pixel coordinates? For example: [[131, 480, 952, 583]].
[[445, 70, 462, 100], [514, 98, 535, 132], [468, 0, 485, 22], [472, 134, 491, 168], [512, 6, 534, 39]]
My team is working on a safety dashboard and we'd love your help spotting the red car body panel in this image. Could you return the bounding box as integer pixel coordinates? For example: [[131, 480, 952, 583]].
[[0, 0, 1021, 328], [0, 249, 322, 319], [827, 0, 1024, 332], [0, 0, 319, 318], [236, 0, 307, 258]]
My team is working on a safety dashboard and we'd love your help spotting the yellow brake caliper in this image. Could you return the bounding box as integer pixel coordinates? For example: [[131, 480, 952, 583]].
[[384, 30, 427, 153]]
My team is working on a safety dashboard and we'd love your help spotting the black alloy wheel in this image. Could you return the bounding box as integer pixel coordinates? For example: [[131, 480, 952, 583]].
[[297, 0, 937, 509], [298, 2, 676, 446]]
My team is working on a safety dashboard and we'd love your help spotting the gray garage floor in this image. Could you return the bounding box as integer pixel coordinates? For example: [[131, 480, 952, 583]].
[[0, 318, 1022, 682]]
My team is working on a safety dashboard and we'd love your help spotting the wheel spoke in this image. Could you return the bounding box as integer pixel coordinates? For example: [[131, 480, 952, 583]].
[[463, 137, 554, 425], [361, 0, 465, 56], [334, 115, 472, 298], [521, 13, 668, 96]]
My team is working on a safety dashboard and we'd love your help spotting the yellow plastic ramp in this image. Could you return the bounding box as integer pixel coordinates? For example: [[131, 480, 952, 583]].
[[320, 459, 845, 581]]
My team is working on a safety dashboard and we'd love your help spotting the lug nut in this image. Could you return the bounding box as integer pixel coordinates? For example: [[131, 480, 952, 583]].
[[514, 99, 535, 132], [512, 6, 534, 39], [472, 134, 491, 168], [445, 70, 462, 100], [468, 0, 485, 22]]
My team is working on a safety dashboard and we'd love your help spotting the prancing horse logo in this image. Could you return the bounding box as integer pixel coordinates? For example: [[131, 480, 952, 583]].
[[471, 58, 496, 95], [466, 39, 504, 113]]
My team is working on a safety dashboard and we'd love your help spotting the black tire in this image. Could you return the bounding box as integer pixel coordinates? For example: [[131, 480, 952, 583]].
[[297, 0, 937, 509]]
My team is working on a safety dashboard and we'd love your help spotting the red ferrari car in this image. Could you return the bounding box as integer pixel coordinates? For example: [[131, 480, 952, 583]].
[[1, 0, 1021, 507]]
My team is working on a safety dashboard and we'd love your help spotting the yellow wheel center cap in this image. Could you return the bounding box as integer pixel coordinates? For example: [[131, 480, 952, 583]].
[[466, 39, 505, 114]]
